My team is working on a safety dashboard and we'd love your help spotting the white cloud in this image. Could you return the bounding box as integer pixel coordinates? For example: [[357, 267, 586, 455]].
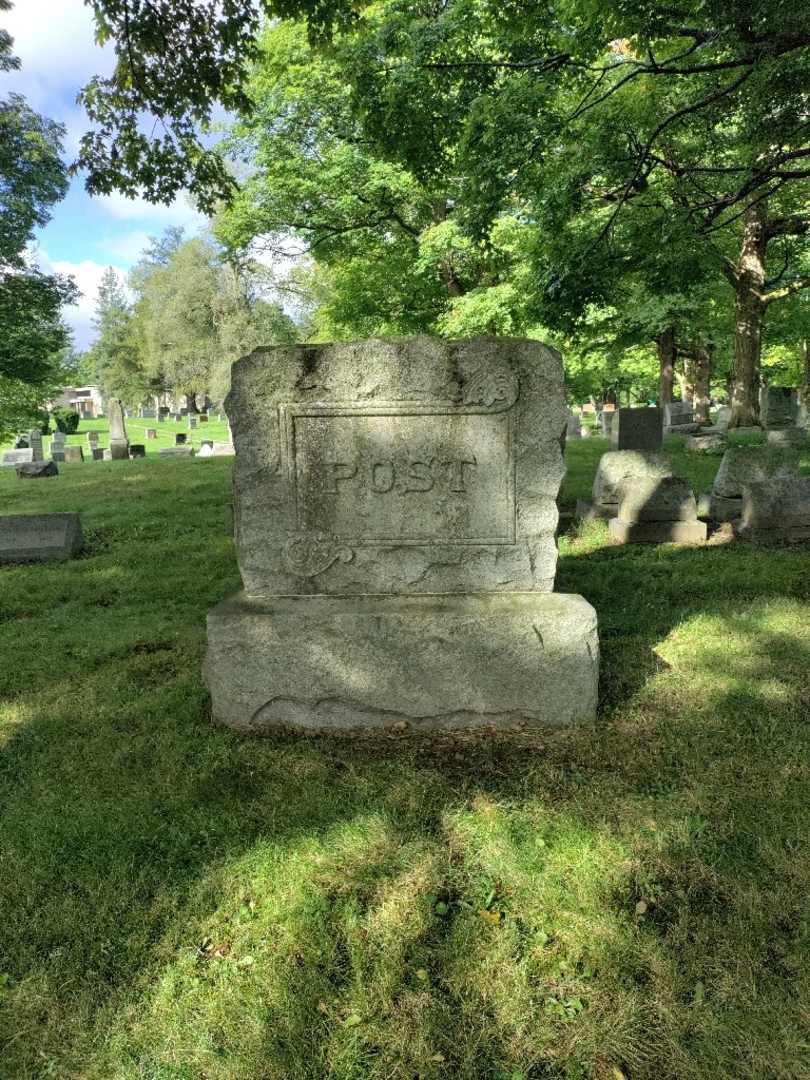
[[100, 230, 153, 263], [96, 190, 208, 232], [3, 0, 112, 112], [38, 249, 129, 350]]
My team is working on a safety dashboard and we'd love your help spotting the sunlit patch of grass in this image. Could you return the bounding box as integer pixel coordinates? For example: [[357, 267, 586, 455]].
[[1, 451, 810, 1078]]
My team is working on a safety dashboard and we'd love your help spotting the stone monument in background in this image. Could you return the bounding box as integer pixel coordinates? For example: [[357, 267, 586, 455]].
[[107, 399, 130, 460], [205, 336, 599, 733]]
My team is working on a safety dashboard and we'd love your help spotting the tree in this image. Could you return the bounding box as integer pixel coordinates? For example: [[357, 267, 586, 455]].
[[0, 2, 76, 384], [85, 267, 148, 403]]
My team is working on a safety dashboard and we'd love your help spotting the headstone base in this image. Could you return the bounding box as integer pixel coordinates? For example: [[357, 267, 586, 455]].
[[766, 428, 806, 448], [609, 519, 707, 545], [109, 440, 129, 460], [205, 591, 599, 734]]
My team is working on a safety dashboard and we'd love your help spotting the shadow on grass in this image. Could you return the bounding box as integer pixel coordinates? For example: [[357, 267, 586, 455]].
[[1, 462, 810, 1079]]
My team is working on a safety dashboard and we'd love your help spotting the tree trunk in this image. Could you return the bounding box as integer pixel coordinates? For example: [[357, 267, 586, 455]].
[[729, 203, 768, 428], [657, 326, 676, 405], [187, 392, 198, 413], [801, 339, 810, 406], [693, 344, 713, 424]]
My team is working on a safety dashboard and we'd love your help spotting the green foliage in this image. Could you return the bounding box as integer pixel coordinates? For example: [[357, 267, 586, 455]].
[[51, 406, 80, 433], [85, 266, 149, 403]]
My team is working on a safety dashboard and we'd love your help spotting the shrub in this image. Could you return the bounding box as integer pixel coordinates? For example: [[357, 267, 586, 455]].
[[52, 407, 80, 434]]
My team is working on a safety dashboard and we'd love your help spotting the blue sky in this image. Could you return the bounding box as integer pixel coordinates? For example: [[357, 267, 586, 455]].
[[4, 0, 209, 349]]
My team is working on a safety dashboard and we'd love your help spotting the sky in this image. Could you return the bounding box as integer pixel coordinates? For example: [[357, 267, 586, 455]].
[[3, 0, 209, 350]]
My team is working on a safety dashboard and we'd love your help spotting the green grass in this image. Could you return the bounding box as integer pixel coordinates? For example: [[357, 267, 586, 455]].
[[1, 415, 231, 458], [1, 443, 809, 1079]]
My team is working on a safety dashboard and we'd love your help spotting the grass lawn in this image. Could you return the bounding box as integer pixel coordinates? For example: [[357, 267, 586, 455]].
[[1, 438, 809, 1079]]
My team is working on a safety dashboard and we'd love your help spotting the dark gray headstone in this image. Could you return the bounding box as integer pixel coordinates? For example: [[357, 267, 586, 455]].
[[16, 460, 58, 479], [129, 444, 146, 458], [760, 386, 799, 430], [0, 513, 83, 563], [611, 407, 662, 451], [91, 447, 105, 461], [175, 432, 187, 445]]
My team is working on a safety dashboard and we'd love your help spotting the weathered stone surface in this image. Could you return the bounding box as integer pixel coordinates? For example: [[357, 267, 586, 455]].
[[145, 428, 157, 439], [197, 443, 214, 457], [227, 336, 568, 596], [712, 446, 800, 499], [599, 410, 615, 437], [16, 460, 58, 478], [667, 422, 702, 436], [663, 401, 694, 429], [610, 407, 662, 451], [566, 413, 581, 438], [107, 399, 129, 459], [1, 449, 34, 467], [591, 450, 672, 516], [159, 446, 195, 458], [709, 445, 800, 522], [207, 335, 599, 732], [685, 433, 727, 452], [728, 426, 762, 439], [714, 406, 732, 429], [738, 476, 810, 544], [211, 441, 235, 456], [609, 518, 707, 545], [129, 444, 146, 458], [63, 446, 84, 463], [91, 447, 105, 461], [28, 428, 43, 462], [616, 475, 698, 523], [205, 592, 599, 733], [760, 386, 799, 430], [766, 428, 805, 449], [0, 513, 83, 563]]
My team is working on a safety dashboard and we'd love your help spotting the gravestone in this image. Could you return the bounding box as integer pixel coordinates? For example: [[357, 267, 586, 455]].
[[1, 449, 34, 467], [140, 408, 157, 419], [86, 430, 99, 445], [760, 386, 799, 430], [198, 443, 214, 457], [199, 414, 208, 423], [13, 436, 29, 449], [610, 407, 662, 451], [707, 445, 800, 521], [0, 513, 83, 563], [766, 428, 805, 449], [566, 413, 581, 439], [714, 405, 732, 430], [107, 399, 130, 460], [738, 475, 810, 544], [129, 444, 146, 458], [212, 441, 235, 456], [16, 460, 58, 479], [146, 428, 157, 439], [685, 433, 727, 452], [159, 445, 195, 458], [663, 401, 694, 429], [63, 446, 84, 463], [205, 336, 599, 733], [580, 450, 672, 519], [599, 409, 615, 437], [609, 475, 707, 545], [175, 432, 187, 445], [91, 447, 105, 461], [188, 416, 198, 430], [28, 428, 43, 462]]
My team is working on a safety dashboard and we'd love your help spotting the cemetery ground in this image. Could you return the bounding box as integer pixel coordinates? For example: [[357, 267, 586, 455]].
[[1, 438, 809, 1080]]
